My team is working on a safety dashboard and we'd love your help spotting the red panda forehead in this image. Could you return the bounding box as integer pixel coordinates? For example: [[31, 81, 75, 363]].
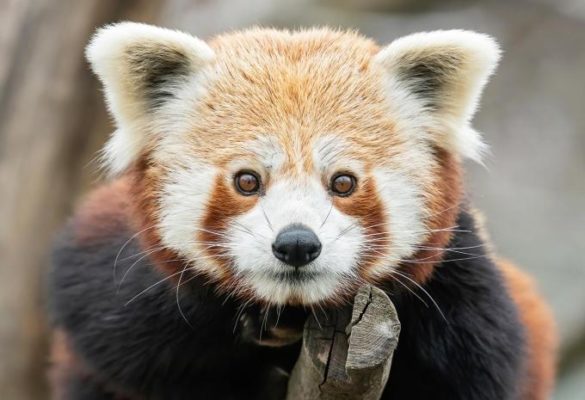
[[209, 28, 379, 65], [187, 83, 400, 171], [184, 29, 400, 165], [211, 133, 389, 184]]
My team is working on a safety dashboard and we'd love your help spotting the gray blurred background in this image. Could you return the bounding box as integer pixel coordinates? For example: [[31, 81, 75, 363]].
[[0, 0, 583, 398]]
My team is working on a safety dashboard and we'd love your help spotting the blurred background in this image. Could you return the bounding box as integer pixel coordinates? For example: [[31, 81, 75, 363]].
[[0, 0, 583, 398]]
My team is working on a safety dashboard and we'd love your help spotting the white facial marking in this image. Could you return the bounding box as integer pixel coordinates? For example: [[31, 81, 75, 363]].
[[154, 128, 433, 306], [313, 135, 428, 276], [227, 177, 363, 305], [370, 168, 426, 275], [313, 135, 365, 177], [158, 159, 220, 278], [225, 136, 285, 180], [156, 132, 431, 305]]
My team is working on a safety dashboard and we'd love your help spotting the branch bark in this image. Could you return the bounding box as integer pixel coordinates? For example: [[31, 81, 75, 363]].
[[286, 285, 400, 400]]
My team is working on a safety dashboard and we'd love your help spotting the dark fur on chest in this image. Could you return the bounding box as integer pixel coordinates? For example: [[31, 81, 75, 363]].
[[50, 226, 300, 399], [384, 211, 525, 399], [49, 210, 524, 399]]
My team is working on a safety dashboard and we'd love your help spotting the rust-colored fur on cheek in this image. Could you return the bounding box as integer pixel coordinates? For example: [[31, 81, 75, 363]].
[[128, 161, 184, 277], [498, 260, 557, 400], [334, 175, 389, 276], [199, 175, 258, 279], [400, 147, 462, 284]]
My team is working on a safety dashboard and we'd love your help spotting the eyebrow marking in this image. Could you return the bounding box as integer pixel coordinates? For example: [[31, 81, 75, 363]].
[[313, 135, 350, 173], [248, 136, 285, 171]]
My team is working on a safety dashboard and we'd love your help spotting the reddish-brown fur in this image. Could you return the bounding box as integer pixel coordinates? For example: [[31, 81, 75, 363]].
[[399, 147, 463, 283], [72, 178, 131, 246], [199, 175, 260, 287], [49, 330, 80, 400], [333, 174, 389, 277], [49, 330, 134, 399], [497, 259, 557, 400], [68, 27, 556, 398], [67, 181, 557, 399], [118, 30, 441, 288], [128, 161, 185, 277]]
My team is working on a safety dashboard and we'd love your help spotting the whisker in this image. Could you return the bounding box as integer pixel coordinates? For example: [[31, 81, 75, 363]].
[[123, 253, 228, 305], [176, 264, 194, 328], [191, 226, 233, 239], [233, 298, 254, 334], [390, 269, 447, 323], [357, 222, 389, 231], [319, 203, 334, 230], [310, 306, 323, 330], [414, 243, 485, 251], [259, 306, 270, 342], [117, 245, 165, 262], [315, 302, 329, 326], [423, 204, 460, 220], [329, 222, 359, 244], [401, 254, 489, 265], [231, 221, 269, 241], [274, 304, 283, 329], [113, 225, 157, 284], [124, 267, 195, 306], [116, 247, 165, 292], [390, 273, 429, 308], [260, 202, 274, 232]]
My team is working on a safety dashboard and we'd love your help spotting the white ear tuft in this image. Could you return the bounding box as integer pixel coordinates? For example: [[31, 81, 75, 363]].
[[86, 22, 215, 174], [375, 30, 501, 161]]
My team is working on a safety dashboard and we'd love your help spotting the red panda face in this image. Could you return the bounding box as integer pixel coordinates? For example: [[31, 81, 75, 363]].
[[87, 24, 500, 305], [155, 133, 428, 305]]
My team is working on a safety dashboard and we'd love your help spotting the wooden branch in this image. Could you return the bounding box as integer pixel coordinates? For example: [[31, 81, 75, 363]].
[[286, 285, 400, 400]]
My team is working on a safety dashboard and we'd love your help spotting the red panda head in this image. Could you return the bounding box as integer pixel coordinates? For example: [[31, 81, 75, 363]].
[[87, 23, 500, 305]]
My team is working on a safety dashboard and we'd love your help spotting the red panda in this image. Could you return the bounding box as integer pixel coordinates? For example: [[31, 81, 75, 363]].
[[49, 23, 557, 399]]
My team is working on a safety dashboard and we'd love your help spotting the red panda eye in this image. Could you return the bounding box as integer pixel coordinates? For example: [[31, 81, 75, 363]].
[[331, 174, 356, 197], [234, 171, 261, 195]]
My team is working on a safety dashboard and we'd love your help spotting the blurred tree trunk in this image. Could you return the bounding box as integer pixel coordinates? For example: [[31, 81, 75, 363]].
[[0, 1, 163, 399]]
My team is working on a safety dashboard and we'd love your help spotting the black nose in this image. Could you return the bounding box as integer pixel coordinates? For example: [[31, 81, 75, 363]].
[[272, 224, 322, 268]]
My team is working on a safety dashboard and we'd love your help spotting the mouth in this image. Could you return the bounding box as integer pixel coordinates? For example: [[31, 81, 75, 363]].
[[266, 268, 323, 284], [242, 267, 345, 306]]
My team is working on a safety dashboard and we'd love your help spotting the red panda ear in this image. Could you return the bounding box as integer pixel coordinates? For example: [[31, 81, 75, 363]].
[[86, 22, 214, 174], [374, 30, 501, 162]]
